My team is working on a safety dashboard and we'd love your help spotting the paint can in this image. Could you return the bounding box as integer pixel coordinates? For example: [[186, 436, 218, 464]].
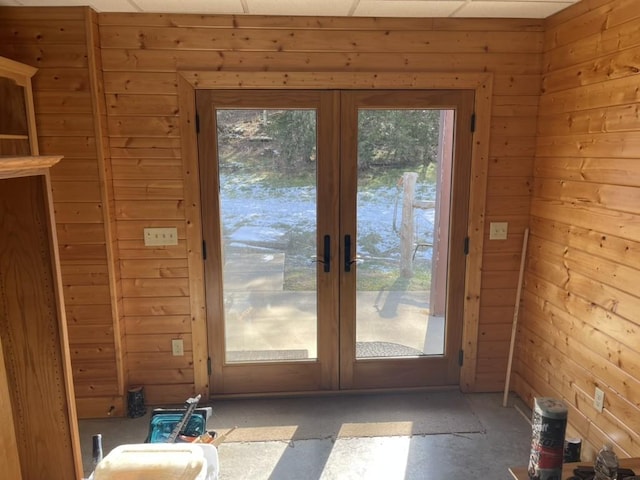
[[528, 397, 568, 480]]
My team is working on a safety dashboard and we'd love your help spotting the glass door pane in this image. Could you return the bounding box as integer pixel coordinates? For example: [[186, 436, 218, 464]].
[[198, 89, 339, 395], [355, 108, 451, 359], [339, 90, 473, 390], [216, 108, 318, 363]]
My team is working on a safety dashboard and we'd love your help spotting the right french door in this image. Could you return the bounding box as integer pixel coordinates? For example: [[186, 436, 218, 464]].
[[198, 89, 474, 394], [338, 90, 474, 389]]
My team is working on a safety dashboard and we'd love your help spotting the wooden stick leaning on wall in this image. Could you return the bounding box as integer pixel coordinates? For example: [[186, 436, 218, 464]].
[[503, 227, 529, 408]]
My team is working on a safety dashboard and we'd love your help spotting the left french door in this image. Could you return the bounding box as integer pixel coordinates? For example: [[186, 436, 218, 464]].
[[196, 90, 340, 394]]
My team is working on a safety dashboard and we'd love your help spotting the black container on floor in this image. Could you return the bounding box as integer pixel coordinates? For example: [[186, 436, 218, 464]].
[[127, 385, 147, 418], [564, 438, 582, 463]]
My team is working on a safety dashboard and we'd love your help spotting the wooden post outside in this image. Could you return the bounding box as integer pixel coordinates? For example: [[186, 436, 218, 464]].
[[430, 110, 454, 318], [400, 172, 417, 277]]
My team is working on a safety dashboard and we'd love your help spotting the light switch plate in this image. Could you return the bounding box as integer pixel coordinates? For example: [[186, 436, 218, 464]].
[[489, 222, 508, 240], [144, 227, 178, 246]]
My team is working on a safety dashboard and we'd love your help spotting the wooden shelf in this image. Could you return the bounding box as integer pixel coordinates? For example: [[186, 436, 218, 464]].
[[0, 55, 82, 480]]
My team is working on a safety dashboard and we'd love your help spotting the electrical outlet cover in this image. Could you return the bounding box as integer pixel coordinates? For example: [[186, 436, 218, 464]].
[[489, 222, 508, 240], [594, 387, 605, 412], [171, 338, 184, 356]]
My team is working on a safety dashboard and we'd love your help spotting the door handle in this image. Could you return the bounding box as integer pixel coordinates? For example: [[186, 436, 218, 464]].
[[312, 234, 331, 272], [345, 234, 353, 272], [322, 234, 331, 272]]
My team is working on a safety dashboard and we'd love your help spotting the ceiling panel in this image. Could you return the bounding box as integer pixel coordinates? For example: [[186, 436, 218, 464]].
[[453, 1, 575, 18], [246, 0, 357, 16], [0, 0, 580, 17], [6, 0, 140, 10], [133, 0, 244, 14], [354, 1, 465, 18]]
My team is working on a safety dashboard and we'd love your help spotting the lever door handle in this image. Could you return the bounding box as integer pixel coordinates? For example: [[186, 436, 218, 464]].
[[322, 234, 330, 272], [344, 234, 354, 272], [312, 235, 331, 272]]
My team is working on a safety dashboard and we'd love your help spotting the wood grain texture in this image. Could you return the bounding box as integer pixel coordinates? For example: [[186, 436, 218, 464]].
[[0, 174, 81, 479], [0, 7, 123, 420], [1, 7, 548, 402], [100, 13, 540, 396], [514, 0, 640, 459]]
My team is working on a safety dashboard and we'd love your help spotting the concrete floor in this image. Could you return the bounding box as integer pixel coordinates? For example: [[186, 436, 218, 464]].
[[223, 252, 445, 360], [79, 392, 533, 480]]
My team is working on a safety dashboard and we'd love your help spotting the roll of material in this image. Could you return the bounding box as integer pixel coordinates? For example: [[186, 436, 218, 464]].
[[528, 397, 568, 480]]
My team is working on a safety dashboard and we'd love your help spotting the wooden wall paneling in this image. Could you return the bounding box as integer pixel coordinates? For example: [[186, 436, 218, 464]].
[[542, 45, 640, 94], [125, 315, 192, 334], [85, 9, 125, 417], [118, 242, 187, 260], [105, 41, 193, 401], [98, 25, 543, 53], [113, 179, 185, 200], [177, 75, 209, 398], [122, 296, 191, 316], [545, 18, 640, 75], [98, 12, 543, 30], [538, 102, 640, 136], [544, 0, 637, 48], [0, 6, 123, 419], [519, 291, 640, 455], [111, 157, 184, 179], [481, 93, 535, 392], [75, 396, 124, 418], [119, 258, 189, 278], [115, 199, 185, 220], [539, 76, 640, 117], [515, 0, 640, 458], [90, 13, 547, 398], [528, 216, 640, 273], [100, 49, 544, 74], [530, 196, 640, 239], [89, 9, 543, 398]]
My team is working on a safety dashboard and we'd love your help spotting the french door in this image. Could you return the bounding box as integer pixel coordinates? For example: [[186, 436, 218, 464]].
[[196, 89, 474, 395]]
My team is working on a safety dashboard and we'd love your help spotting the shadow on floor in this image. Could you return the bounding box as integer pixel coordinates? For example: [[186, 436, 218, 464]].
[[78, 392, 532, 480]]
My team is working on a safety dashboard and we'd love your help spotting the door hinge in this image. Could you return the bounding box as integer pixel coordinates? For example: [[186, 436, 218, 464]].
[[470, 113, 476, 133], [195, 112, 200, 134], [464, 236, 469, 255], [207, 356, 212, 376], [202, 240, 207, 260], [459, 349, 464, 366]]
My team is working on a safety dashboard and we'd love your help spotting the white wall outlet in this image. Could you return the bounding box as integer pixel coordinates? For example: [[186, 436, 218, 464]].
[[171, 338, 184, 356], [489, 222, 508, 240], [144, 227, 178, 246], [594, 387, 605, 412]]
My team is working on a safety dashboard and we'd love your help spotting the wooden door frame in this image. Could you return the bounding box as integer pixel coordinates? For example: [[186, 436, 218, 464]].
[[195, 89, 340, 395], [338, 89, 475, 390], [177, 71, 493, 397]]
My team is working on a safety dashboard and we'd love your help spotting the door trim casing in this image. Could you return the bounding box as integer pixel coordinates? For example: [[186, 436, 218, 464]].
[[177, 71, 494, 397]]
